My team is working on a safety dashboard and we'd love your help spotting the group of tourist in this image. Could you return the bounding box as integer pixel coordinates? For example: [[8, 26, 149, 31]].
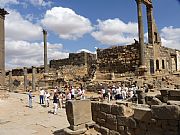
[[100, 84, 148, 102], [28, 85, 86, 115]]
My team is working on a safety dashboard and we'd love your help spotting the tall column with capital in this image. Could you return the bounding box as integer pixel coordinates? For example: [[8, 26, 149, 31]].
[[136, 0, 145, 67], [136, 0, 147, 75], [43, 29, 48, 73], [0, 9, 8, 87]]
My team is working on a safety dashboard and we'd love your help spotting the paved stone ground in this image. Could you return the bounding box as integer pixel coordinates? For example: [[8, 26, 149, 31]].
[[0, 92, 69, 135]]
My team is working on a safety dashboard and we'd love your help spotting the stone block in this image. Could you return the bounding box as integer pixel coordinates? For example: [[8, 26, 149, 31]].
[[111, 104, 134, 117], [66, 100, 92, 129], [100, 103, 111, 114], [63, 127, 87, 135], [117, 126, 125, 134], [160, 89, 169, 96], [99, 119, 106, 126], [161, 120, 168, 129], [138, 121, 147, 130], [109, 130, 120, 135], [100, 126, 109, 135], [127, 117, 137, 129], [124, 126, 135, 135], [134, 107, 151, 122], [162, 96, 169, 103], [94, 124, 100, 132], [134, 128, 146, 135], [146, 127, 163, 135], [146, 118, 157, 128], [98, 111, 106, 120], [167, 100, 180, 106], [167, 120, 179, 127], [169, 90, 180, 97], [163, 131, 179, 135], [69, 124, 86, 131], [92, 112, 98, 122], [116, 101, 132, 107], [85, 121, 96, 129], [106, 114, 117, 130], [117, 116, 127, 126], [149, 97, 162, 105], [91, 101, 100, 112], [164, 126, 179, 132], [151, 105, 180, 120]]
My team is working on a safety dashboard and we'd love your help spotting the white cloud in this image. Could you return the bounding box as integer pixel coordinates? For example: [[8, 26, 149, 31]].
[[91, 18, 138, 45], [5, 10, 42, 41], [28, 0, 53, 7], [4, 9, 69, 69], [41, 7, 93, 40], [5, 39, 69, 69], [0, 0, 19, 7], [76, 49, 95, 54], [160, 26, 180, 49]]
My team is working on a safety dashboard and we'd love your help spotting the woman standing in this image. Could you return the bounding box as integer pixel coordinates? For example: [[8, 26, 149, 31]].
[[53, 92, 59, 114]]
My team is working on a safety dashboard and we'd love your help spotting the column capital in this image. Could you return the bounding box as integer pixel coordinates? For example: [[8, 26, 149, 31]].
[[0, 8, 9, 19], [42, 29, 47, 35]]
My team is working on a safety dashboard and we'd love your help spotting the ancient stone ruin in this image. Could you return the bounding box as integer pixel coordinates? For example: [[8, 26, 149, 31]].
[[63, 89, 180, 135]]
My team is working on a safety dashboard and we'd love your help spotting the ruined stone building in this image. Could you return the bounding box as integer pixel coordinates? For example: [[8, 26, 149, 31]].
[[50, 51, 96, 69], [95, 0, 180, 78], [96, 43, 180, 76]]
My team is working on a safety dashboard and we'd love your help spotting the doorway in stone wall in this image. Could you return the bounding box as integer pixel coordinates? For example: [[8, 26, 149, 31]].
[[150, 59, 154, 74]]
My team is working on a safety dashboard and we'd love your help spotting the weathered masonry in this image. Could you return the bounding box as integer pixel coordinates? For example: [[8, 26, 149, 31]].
[[0, 9, 8, 87], [50, 51, 96, 69], [96, 0, 180, 76], [96, 44, 180, 76]]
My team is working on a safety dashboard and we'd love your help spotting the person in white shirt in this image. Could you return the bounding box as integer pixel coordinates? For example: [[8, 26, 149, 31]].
[[77, 88, 82, 98], [66, 91, 72, 100], [81, 89, 85, 99], [116, 86, 122, 100], [45, 91, 50, 107], [71, 87, 75, 99], [122, 86, 127, 100], [40, 88, 45, 104], [101, 88, 106, 100], [107, 88, 111, 102]]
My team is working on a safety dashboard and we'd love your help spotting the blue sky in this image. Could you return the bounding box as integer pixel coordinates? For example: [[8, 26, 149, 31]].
[[1, 0, 180, 69]]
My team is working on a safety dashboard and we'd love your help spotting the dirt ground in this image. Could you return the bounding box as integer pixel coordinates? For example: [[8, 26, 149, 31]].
[[0, 92, 69, 135]]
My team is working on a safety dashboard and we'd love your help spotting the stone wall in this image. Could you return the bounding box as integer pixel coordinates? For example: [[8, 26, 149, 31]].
[[97, 43, 180, 77], [97, 43, 140, 75], [7, 67, 44, 76], [50, 51, 96, 69], [91, 101, 180, 135]]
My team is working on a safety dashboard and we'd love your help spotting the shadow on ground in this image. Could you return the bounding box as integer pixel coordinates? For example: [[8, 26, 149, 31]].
[[53, 129, 65, 135]]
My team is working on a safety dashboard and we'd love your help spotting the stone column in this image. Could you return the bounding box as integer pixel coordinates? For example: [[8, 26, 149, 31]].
[[24, 67, 27, 91], [147, 6, 154, 44], [0, 9, 8, 88], [43, 29, 48, 73], [32, 66, 36, 92], [136, 89, 146, 104], [136, 0, 147, 74], [9, 71, 13, 92]]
